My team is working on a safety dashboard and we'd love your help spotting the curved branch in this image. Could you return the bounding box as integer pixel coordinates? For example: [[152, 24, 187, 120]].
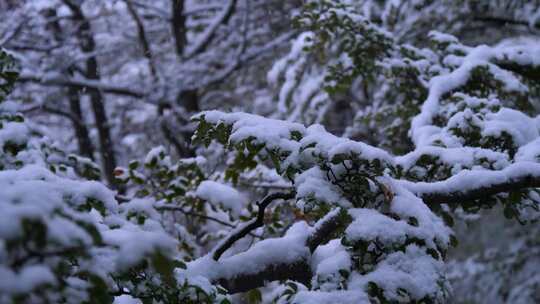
[[212, 191, 295, 261], [197, 31, 297, 89]]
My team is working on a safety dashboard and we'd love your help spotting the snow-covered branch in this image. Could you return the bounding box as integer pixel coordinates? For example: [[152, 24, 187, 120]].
[[195, 209, 348, 294], [402, 162, 540, 205]]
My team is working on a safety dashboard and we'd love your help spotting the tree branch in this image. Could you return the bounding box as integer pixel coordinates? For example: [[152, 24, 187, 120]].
[[402, 162, 540, 205], [212, 191, 295, 261], [217, 259, 311, 294], [22, 104, 84, 127], [155, 205, 236, 229], [196, 163, 540, 294], [209, 209, 347, 293], [193, 31, 297, 90], [306, 208, 350, 253], [17, 74, 145, 98], [185, 0, 238, 58], [125, 0, 157, 78], [473, 15, 540, 31]]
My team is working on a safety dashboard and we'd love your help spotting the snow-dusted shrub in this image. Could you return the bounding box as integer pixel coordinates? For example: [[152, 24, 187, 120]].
[[0, 50, 228, 303], [2, 0, 540, 302]]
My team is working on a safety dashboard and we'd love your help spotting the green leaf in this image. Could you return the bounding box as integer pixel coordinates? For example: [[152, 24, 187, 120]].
[[152, 251, 177, 287], [85, 273, 114, 304], [129, 160, 140, 170], [246, 289, 262, 304], [450, 234, 459, 247]]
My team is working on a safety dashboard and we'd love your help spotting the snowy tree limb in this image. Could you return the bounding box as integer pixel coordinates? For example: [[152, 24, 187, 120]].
[[210, 165, 540, 294], [217, 259, 312, 294], [210, 208, 347, 293], [403, 163, 540, 205]]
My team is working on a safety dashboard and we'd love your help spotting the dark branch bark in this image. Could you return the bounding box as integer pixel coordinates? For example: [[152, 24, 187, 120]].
[[22, 104, 81, 126], [167, 0, 200, 155], [212, 191, 295, 261], [155, 205, 236, 228], [157, 104, 194, 157], [196, 31, 297, 90]]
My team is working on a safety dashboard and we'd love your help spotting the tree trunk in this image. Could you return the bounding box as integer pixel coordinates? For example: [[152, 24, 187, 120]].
[[63, 0, 119, 189], [44, 7, 95, 161], [67, 86, 95, 160], [85, 57, 119, 189], [171, 0, 187, 57]]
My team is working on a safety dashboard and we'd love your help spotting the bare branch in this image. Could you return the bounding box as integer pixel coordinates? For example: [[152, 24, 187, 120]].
[[155, 205, 236, 228], [0, 17, 27, 46], [212, 191, 295, 261], [22, 104, 83, 127], [185, 0, 238, 58], [195, 31, 297, 89], [17, 74, 145, 98], [125, 0, 157, 78]]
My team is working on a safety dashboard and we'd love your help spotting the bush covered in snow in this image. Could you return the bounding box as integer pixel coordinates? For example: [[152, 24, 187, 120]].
[[2, 1, 540, 303]]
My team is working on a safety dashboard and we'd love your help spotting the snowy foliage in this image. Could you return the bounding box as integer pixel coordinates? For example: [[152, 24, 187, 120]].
[[2, 1, 540, 303]]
